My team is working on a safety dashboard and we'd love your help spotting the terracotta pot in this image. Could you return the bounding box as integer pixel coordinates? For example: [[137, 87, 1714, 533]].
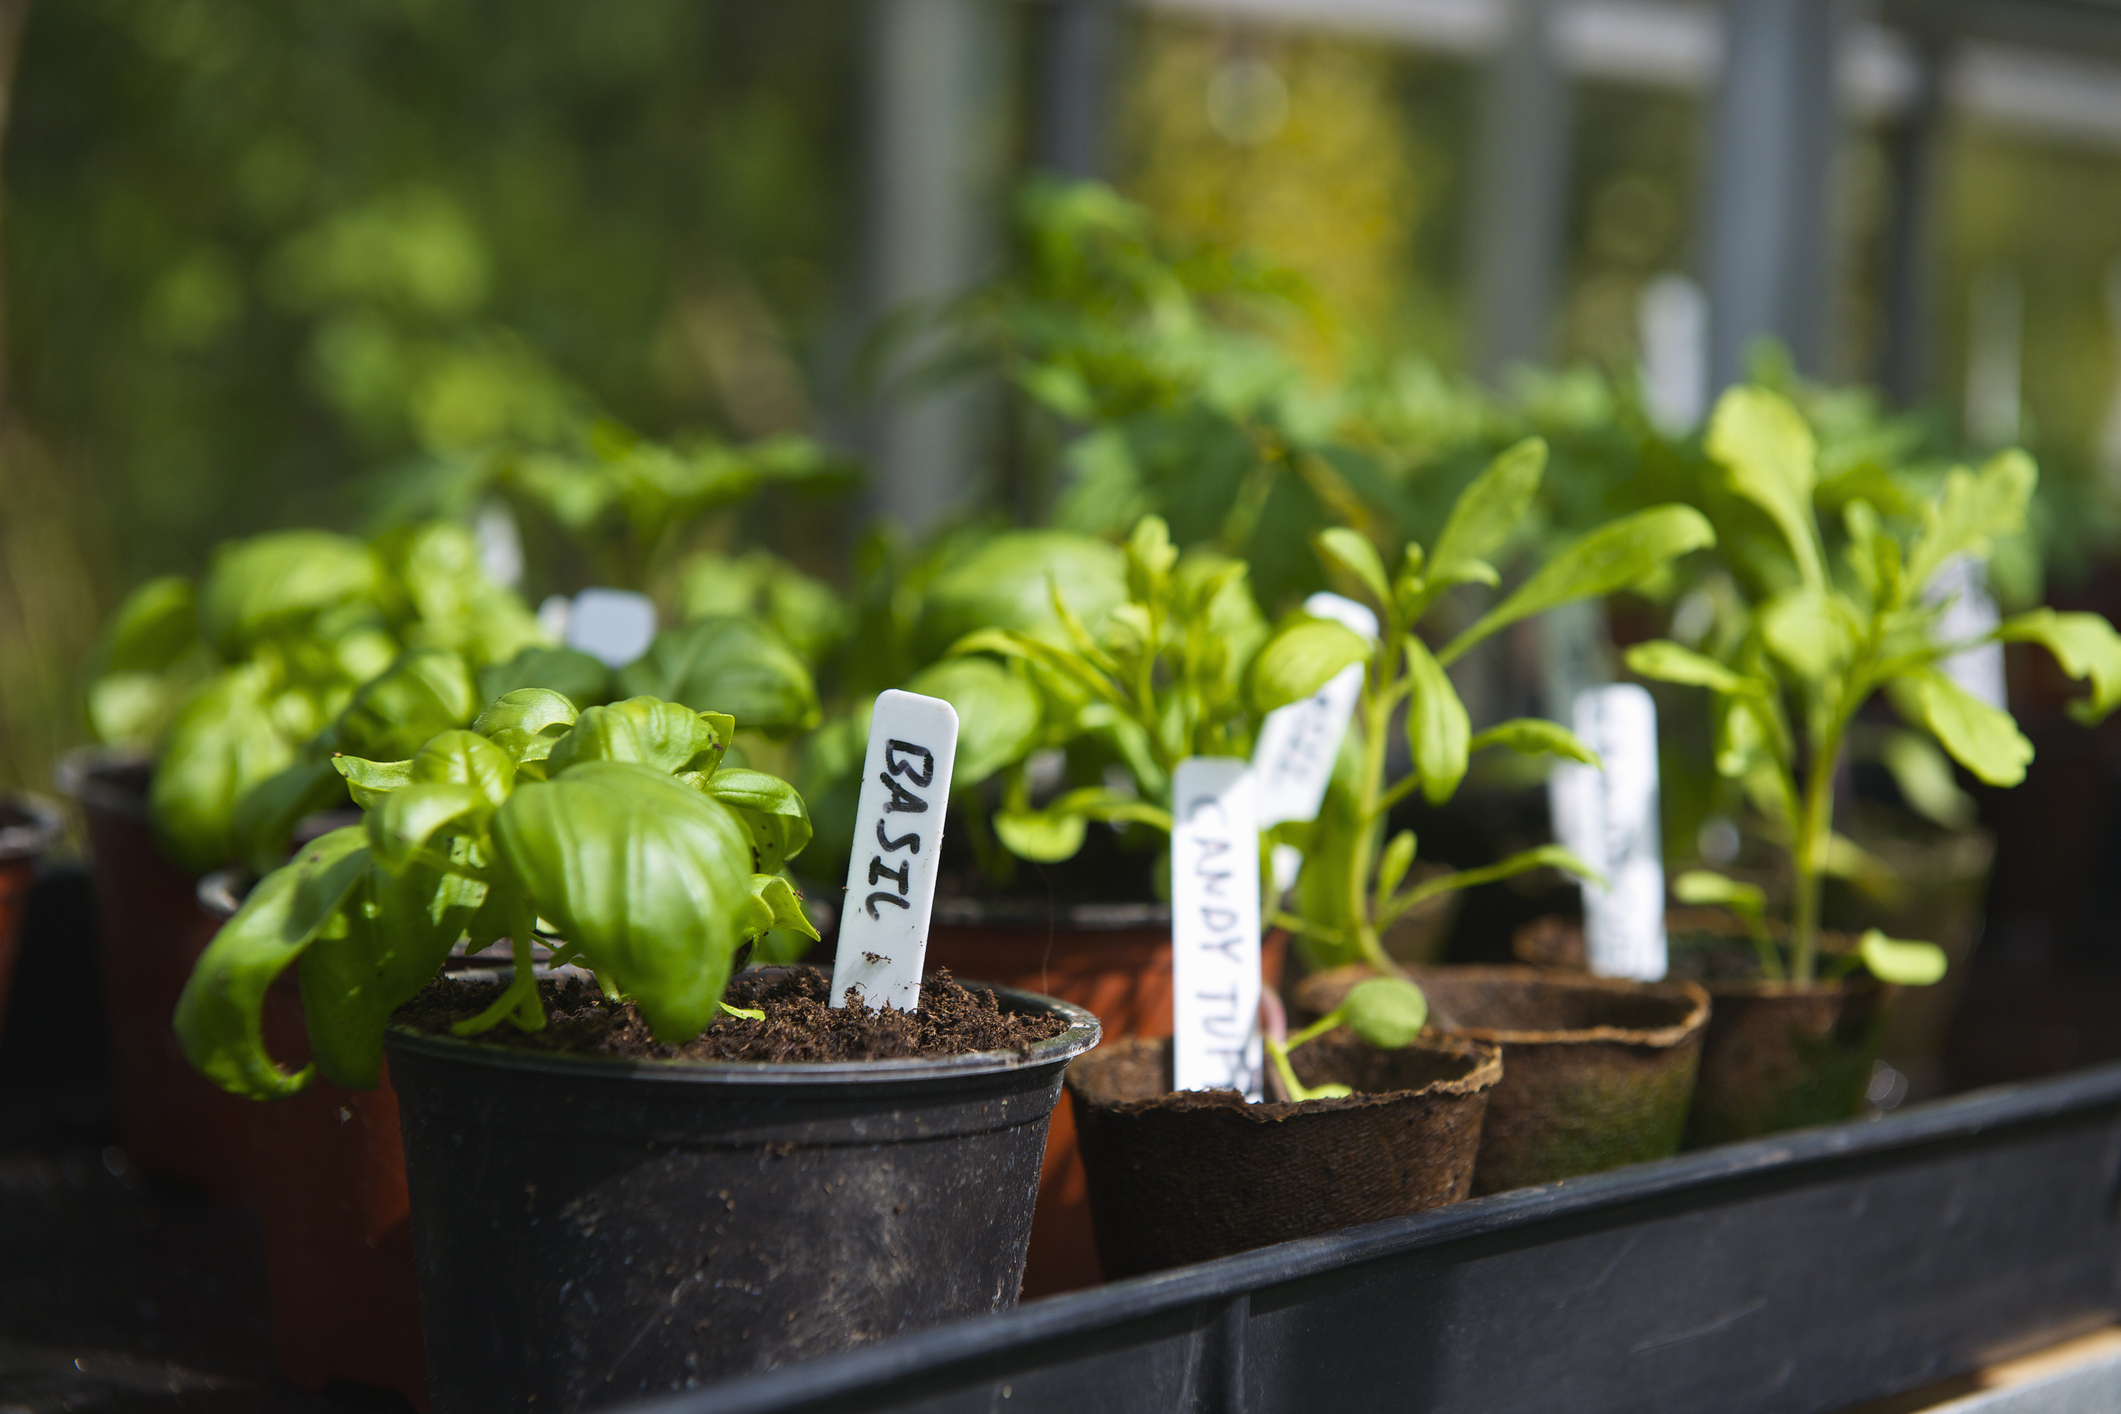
[[1067, 1030, 1499, 1277], [1295, 964, 1709, 1194], [56, 748, 253, 1198], [922, 899, 1287, 1296], [0, 793, 64, 1038], [199, 871, 430, 1408], [1685, 979, 1895, 1147]]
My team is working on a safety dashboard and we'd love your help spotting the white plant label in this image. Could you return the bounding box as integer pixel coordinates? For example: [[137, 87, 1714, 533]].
[[1171, 757, 1263, 1100], [1926, 555, 2007, 711], [1548, 684, 1667, 981], [1253, 593, 1375, 901], [830, 690, 959, 1012], [565, 588, 659, 669]]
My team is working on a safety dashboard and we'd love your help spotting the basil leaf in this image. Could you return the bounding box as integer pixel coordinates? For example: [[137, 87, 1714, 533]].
[[548, 697, 727, 778], [477, 646, 612, 711], [493, 761, 757, 1042], [699, 767, 813, 874], [231, 754, 349, 873], [198, 530, 382, 661], [331, 754, 415, 809], [614, 616, 819, 737], [367, 782, 490, 874], [904, 657, 1042, 789], [331, 649, 479, 762], [745, 872, 820, 941], [412, 729, 516, 810], [472, 687, 580, 773], [913, 530, 1129, 662], [96, 575, 198, 675], [152, 664, 300, 872]]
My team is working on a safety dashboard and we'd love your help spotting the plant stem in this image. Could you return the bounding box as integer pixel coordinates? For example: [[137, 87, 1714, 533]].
[[1790, 737, 1839, 987]]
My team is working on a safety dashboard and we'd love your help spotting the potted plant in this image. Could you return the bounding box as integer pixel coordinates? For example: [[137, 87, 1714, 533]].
[[1269, 438, 1718, 1193], [1067, 974, 1502, 1277], [176, 689, 1097, 1410], [1622, 385, 2121, 1144]]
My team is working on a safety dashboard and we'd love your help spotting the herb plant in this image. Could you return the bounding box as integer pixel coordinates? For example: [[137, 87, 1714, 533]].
[[1262, 439, 1717, 976], [1266, 974, 1430, 1102], [1625, 386, 2121, 986], [176, 691, 818, 1100]]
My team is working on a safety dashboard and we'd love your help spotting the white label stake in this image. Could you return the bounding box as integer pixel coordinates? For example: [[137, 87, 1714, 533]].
[[830, 690, 959, 1012], [1253, 593, 1376, 893], [1171, 758, 1263, 1099], [1548, 684, 1667, 981]]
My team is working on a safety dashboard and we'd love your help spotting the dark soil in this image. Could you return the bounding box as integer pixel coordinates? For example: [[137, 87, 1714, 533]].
[[393, 965, 1066, 1063]]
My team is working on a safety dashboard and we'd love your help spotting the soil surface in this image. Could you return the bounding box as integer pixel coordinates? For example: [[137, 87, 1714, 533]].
[[394, 965, 1067, 1063]]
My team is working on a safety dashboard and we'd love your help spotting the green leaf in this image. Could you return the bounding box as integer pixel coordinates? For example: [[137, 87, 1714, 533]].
[[1878, 729, 1976, 830], [1706, 386, 1824, 590], [230, 755, 348, 873], [367, 782, 490, 873], [493, 761, 758, 1042], [1672, 869, 1767, 917], [1341, 976, 1428, 1050], [903, 658, 1043, 789], [547, 697, 728, 778], [151, 664, 300, 872], [1403, 635, 1469, 805], [1126, 515, 1179, 602], [1427, 436, 1546, 591], [1467, 718, 1600, 766], [331, 649, 480, 762], [197, 531, 382, 660], [173, 826, 372, 1099], [1909, 668, 2033, 786], [476, 646, 612, 711], [1387, 844, 1602, 918], [744, 873, 819, 940], [1996, 608, 2121, 725], [1442, 506, 1715, 664], [1758, 588, 1849, 680], [1905, 450, 2036, 592], [1625, 640, 1759, 695], [1245, 618, 1370, 713], [1859, 929, 1948, 986], [331, 754, 414, 810], [412, 729, 516, 811], [472, 687, 580, 773], [699, 767, 813, 873], [96, 575, 198, 675], [614, 616, 819, 737], [914, 531, 1128, 663], [993, 807, 1087, 862], [1376, 829, 1416, 904], [1314, 527, 1391, 607]]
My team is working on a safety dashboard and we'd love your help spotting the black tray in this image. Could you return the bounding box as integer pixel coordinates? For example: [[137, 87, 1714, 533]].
[[627, 1062, 2121, 1414]]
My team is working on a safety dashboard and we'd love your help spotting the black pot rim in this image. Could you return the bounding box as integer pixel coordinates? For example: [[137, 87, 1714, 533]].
[[54, 744, 153, 821], [0, 791, 64, 863], [383, 978, 1101, 1086]]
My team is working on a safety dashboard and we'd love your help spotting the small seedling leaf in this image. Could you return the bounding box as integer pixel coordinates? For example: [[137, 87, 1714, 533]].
[[1859, 929, 1948, 986], [1343, 977, 1429, 1050]]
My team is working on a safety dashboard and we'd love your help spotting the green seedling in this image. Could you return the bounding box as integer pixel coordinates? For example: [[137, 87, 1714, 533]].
[[1627, 386, 2121, 986], [1266, 975, 1432, 1102], [175, 691, 818, 1101]]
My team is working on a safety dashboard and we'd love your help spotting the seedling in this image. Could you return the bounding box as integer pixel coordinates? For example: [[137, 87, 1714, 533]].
[[1266, 976, 1430, 1102], [1263, 438, 1717, 978], [176, 691, 817, 1100], [1628, 386, 2121, 986]]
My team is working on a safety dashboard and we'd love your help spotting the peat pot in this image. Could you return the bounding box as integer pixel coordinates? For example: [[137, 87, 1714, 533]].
[[198, 870, 429, 1408], [56, 747, 252, 1197], [1296, 965, 1709, 1194], [1685, 979, 1894, 1147], [1068, 1032, 1500, 1278], [0, 793, 63, 1036], [924, 899, 1286, 1295], [385, 978, 1099, 1413]]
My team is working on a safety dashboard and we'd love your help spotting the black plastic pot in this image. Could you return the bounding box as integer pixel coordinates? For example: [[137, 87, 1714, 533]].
[[632, 1058, 2121, 1414], [385, 978, 1099, 1413]]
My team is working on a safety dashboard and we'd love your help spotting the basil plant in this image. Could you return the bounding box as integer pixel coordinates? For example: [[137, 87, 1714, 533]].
[[175, 691, 818, 1101], [1626, 386, 2121, 987], [1267, 439, 1717, 976]]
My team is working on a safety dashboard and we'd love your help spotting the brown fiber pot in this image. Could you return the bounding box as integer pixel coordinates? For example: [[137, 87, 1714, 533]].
[[199, 872, 430, 1408], [923, 900, 1286, 1296], [1067, 1030, 1499, 1278], [1295, 964, 1708, 1194], [0, 794, 64, 1038], [1685, 979, 1896, 1147], [57, 748, 254, 1199]]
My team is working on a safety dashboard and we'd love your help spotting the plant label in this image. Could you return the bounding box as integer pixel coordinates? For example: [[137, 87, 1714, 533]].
[[830, 689, 960, 1013], [1549, 684, 1668, 981], [1253, 593, 1375, 831], [1171, 757, 1264, 1100], [563, 588, 659, 669], [1926, 555, 2007, 710]]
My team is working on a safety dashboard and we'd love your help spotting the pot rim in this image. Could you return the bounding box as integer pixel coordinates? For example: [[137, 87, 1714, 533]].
[[383, 977, 1102, 1085], [0, 791, 64, 863], [54, 744, 153, 821], [1412, 964, 1711, 1049], [1700, 975, 1889, 1000], [1068, 1032, 1504, 1119]]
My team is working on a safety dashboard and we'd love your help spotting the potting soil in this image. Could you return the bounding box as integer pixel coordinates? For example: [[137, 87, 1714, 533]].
[[395, 965, 1065, 1062]]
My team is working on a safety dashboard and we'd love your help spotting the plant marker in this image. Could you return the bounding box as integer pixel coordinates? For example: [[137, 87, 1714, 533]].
[[1172, 757, 1264, 1099], [830, 689, 960, 1012], [1549, 684, 1668, 981], [563, 587, 658, 669], [1255, 593, 1376, 891]]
